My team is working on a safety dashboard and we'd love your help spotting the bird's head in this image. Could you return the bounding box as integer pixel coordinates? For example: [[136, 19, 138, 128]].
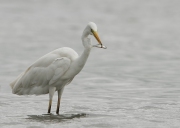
[[83, 22, 107, 49]]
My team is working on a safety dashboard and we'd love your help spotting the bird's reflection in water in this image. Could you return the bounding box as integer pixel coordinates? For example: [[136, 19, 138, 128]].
[[26, 113, 87, 122]]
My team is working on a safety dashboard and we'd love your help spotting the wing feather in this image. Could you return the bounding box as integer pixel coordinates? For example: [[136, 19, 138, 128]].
[[12, 55, 71, 95], [49, 58, 70, 85]]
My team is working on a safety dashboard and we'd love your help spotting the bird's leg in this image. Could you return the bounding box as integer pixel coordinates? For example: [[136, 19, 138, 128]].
[[56, 97, 61, 115], [48, 99, 52, 114], [56, 87, 64, 115], [48, 87, 56, 114]]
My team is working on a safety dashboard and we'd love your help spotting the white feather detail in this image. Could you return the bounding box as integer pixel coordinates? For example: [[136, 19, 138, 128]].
[[12, 56, 71, 95]]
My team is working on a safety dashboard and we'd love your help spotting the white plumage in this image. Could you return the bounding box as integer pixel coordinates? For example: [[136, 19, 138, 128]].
[[10, 22, 106, 114], [11, 47, 77, 95]]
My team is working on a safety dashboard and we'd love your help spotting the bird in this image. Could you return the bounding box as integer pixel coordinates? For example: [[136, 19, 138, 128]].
[[10, 22, 106, 114]]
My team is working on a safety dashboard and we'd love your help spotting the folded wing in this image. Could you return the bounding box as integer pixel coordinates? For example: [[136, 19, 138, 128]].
[[11, 54, 71, 95]]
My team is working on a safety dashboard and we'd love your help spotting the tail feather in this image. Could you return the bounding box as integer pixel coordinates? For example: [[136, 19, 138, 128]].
[[10, 72, 23, 90], [10, 81, 16, 89]]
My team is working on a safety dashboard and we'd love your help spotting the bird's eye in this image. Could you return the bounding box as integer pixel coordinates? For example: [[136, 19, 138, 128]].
[[90, 29, 93, 35]]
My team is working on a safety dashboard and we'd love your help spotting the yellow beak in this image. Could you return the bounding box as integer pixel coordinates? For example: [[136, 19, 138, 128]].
[[92, 30, 102, 45]]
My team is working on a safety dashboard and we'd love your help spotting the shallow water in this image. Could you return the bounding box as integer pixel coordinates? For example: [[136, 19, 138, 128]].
[[1, 0, 180, 127]]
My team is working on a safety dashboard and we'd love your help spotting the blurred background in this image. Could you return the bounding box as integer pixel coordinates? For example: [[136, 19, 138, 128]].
[[0, 0, 180, 128]]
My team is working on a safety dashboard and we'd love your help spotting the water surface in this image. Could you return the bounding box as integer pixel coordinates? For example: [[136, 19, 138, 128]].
[[0, 0, 180, 128]]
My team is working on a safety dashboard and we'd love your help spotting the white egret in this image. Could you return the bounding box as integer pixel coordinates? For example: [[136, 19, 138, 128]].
[[10, 22, 106, 114]]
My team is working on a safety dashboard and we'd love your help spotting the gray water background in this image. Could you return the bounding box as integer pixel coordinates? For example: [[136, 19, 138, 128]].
[[0, 0, 180, 127]]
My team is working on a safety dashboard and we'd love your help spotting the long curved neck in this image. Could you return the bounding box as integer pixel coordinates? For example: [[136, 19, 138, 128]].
[[77, 36, 91, 68], [72, 27, 92, 75]]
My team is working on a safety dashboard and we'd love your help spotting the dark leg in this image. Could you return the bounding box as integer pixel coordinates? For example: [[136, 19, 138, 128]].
[[48, 99, 52, 113], [56, 98, 61, 114], [47, 87, 56, 114], [56, 87, 64, 115]]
